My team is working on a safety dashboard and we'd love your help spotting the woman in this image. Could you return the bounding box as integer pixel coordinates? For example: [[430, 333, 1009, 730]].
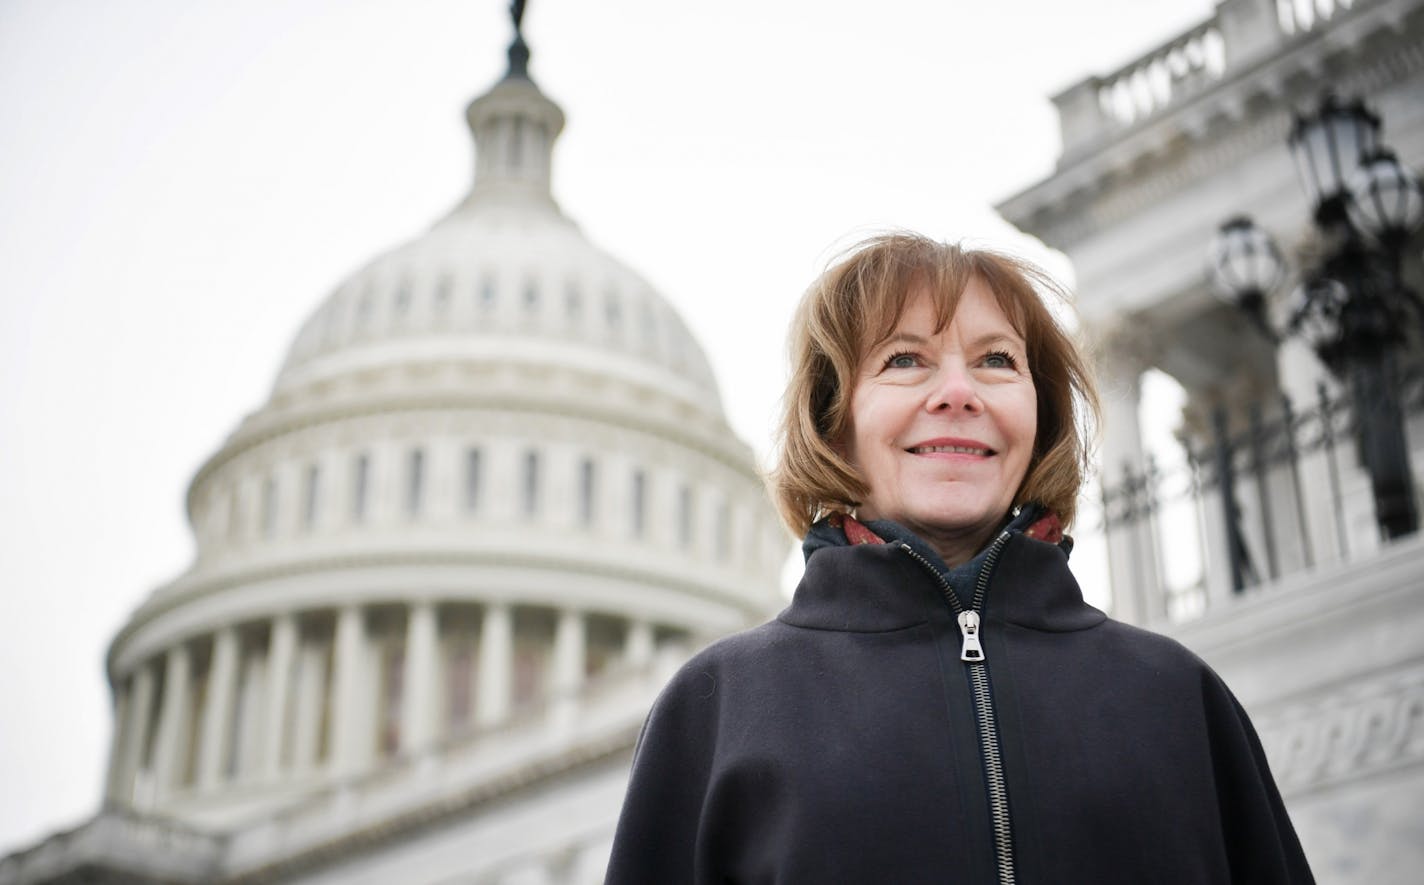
[[605, 234, 1313, 884]]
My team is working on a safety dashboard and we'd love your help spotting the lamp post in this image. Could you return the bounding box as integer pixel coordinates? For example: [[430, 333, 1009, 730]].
[[1208, 94, 1424, 541]]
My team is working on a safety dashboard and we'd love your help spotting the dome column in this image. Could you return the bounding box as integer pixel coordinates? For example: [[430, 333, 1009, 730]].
[[623, 620, 654, 669], [550, 609, 585, 726], [197, 627, 239, 789], [152, 643, 193, 794], [330, 605, 369, 776], [260, 614, 297, 779], [114, 662, 156, 803], [476, 603, 512, 727], [289, 631, 327, 774], [103, 683, 131, 801], [401, 600, 439, 756]]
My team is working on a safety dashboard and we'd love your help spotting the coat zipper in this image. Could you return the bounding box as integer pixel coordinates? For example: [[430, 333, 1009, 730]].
[[900, 531, 1015, 885]]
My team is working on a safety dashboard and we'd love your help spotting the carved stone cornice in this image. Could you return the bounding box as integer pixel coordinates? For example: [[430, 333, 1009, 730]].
[[1255, 662, 1424, 798]]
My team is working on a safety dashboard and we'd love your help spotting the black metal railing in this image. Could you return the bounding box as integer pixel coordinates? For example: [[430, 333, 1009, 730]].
[[1096, 365, 1424, 618]]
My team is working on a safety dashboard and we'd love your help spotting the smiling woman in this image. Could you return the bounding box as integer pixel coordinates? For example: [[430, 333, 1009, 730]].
[[605, 233, 1316, 884], [845, 279, 1042, 565]]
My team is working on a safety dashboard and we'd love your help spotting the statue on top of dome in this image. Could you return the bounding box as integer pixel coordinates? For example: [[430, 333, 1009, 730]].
[[506, 0, 531, 81]]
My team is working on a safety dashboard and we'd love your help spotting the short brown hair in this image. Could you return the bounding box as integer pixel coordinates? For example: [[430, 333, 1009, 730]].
[[770, 233, 1099, 537]]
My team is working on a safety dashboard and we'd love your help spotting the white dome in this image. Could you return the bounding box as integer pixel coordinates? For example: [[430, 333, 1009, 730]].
[[275, 75, 723, 420], [99, 56, 785, 842], [276, 205, 723, 414]]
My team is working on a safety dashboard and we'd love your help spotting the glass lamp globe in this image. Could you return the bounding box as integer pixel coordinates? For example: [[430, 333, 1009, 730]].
[[1347, 149, 1424, 246], [1209, 216, 1285, 302]]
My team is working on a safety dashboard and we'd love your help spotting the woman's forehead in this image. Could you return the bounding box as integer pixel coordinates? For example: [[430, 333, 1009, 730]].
[[862, 275, 1027, 350]]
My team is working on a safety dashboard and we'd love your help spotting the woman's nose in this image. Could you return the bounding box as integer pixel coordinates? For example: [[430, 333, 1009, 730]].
[[925, 363, 982, 413]]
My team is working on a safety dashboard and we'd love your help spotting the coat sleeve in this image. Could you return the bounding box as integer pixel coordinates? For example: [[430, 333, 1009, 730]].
[[1201, 671, 1316, 884], [604, 663, 721, 885]]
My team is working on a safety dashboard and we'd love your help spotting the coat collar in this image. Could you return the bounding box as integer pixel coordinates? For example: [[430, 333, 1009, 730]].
[[781, 508, 1105, 634]]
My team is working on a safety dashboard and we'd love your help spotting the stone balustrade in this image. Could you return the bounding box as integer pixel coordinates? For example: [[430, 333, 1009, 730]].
[[1053, 0, 1376, 159]]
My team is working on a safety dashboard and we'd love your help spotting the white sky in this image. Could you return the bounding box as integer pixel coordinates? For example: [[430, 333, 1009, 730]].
[[0, 0, 1211, 856]]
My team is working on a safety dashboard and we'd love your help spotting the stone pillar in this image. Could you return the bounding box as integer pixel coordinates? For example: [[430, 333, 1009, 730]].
[[197, 627, 239, 789], [624, 620, 654, 669], [1216, 0, 1287, 69], [330, 605, 367, 777], [401, 600, 439, 756], [116, 664, 156, 803], [476, 603, 512, 727], [551, 610, 586, 696], [289, 637, 326, 773], [1050, 76, 1107, 161], [261, 614, 297, 778], [1095, 339, 1163, 626], [104, 682, 132, 801], [152, 643, 192, 794]]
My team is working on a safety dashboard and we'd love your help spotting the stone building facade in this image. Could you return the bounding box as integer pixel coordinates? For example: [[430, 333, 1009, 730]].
[[998, 1, 1424, 881]]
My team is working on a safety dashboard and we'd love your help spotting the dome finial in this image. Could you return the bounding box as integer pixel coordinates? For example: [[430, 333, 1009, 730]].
[[505, 0, 531, 80]]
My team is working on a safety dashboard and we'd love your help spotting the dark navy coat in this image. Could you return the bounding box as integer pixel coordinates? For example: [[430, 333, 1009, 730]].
[[606, 520, 1313, 884]]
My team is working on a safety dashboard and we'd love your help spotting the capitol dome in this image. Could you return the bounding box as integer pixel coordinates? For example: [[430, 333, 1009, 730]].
[[82, 19, 785, 877]]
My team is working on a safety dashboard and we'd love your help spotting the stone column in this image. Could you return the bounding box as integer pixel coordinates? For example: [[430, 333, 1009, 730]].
[[551, 610, 586, 695], [1217, 0, 1287, 69], [197, 627, 239, 789], [1050, 76, 1107, 162], [116, 664, 156, 803], [401, 600, 439, 756], [152, 643, 192, 794], [289, 637, 326, 773], [261, 614, 297, 779], [476, 603, 512, 727], [103, 682, 132, 801], [330, 605, 367, 777], [1092, 326, 1163, 626], [623, 620, 654, 669]]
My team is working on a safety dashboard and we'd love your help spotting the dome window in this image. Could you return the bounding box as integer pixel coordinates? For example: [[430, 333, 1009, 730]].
[[578, 457, 596, 525], [464, 447, 483, 513], [565, 283, 581, 319], [302, 464, 320, 530], [352, 453, 371, 523], [715, 500, 731, 562], [321, 304, 341, 346], [677, 484, 694, 549], [374, 626, 405, 758], [406, 448, 425, 517], [357, 289, 374, 326], [227, 491, 243, 542], [394, 280, 412, 315], [522, 279, 539, 312], [434, 276, 453, 312], [640, 303, 658, 351], [630, 469, 646, 538], [522, 449, 541, 517], [479, 276, 497, 310], [605, 292, 622, 332], [444, 616, 477, 736], [261, 476, 278, 538], [512, 609, 555, 709]]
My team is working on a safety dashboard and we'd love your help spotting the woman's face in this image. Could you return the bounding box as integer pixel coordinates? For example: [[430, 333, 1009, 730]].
[[844, 277, 1038, 562]]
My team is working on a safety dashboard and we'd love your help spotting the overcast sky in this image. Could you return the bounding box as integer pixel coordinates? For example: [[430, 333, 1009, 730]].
[[0, 0, 1211, 856]]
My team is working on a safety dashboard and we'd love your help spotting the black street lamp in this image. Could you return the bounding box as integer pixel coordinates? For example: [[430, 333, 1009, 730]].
[[1209, 93, 1424, 541]]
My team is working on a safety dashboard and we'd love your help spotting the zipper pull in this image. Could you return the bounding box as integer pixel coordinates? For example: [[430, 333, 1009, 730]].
[[958, 611, 985, 662]]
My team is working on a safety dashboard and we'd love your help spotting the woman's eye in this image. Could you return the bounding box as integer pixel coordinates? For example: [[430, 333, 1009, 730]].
[[884, 352, 919, 369], [982, 350, 1018, 369]]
